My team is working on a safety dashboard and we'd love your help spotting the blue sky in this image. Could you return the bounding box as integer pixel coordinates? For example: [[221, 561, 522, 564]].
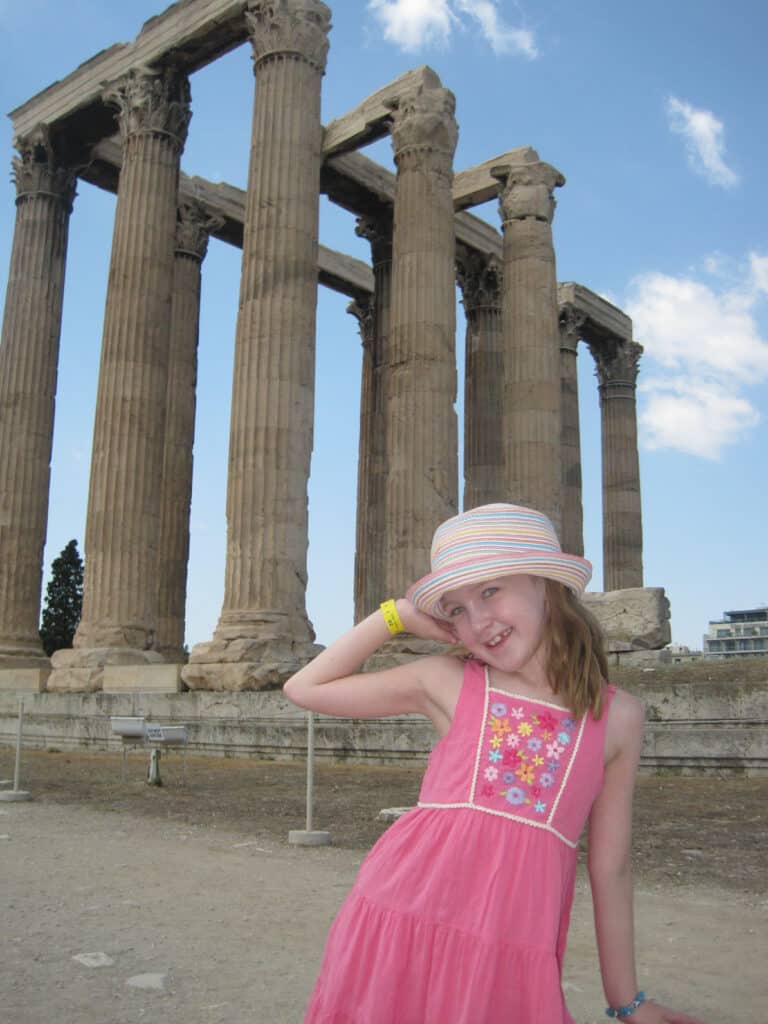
[[1, 0, 766, 651]]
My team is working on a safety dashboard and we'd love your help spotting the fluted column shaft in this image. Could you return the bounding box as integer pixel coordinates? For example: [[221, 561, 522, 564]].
[[593, 339, 644, 590], [74, 69, 191, 651], [559, 304, 585, 556], [0, 129, 76, 661], [492, 159, 565, 534], [384, 80, 459, 596], [457, 245, 503, 510], [155, 201, 222, 661], [352, 214, 392, 621], [216, 0, 331, 643]]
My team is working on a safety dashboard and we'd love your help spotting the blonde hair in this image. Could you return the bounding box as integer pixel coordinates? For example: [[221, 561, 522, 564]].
[[543, 579, 609, 720]]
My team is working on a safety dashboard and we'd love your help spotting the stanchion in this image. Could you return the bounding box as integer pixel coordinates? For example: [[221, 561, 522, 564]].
[[0, 697, 33, 802], [288, 711, 331, 846]]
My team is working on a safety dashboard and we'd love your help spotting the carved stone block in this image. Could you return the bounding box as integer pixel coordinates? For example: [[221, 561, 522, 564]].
[[582, 587, 671, 652]]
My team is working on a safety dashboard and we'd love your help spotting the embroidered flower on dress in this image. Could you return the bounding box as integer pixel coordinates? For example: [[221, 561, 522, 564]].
[[491, 702, 508, 717], [489, 750, 502, 763], [527, 737, 542, 752], [484, 765, 499, 781], [502, 750, 516, 766], [516, 764, 535, 785], [531, 755, 544, 767], [546, 760, 560, 773], [557, 731, 571, 746], [481, 783, 494, 797], [562, 718, 576, 730], [534, 800, 547, 814], [506, 734, 520, 749], [517, 721, 533, 737], [539, 772, 554, 788], [505, 786, 526, 806], [546, 741, 565, 760], [502, 771, 516, 784], [489, 734, 502, 749], [488, 715, 511, 735], [538, 711, 558, 732]]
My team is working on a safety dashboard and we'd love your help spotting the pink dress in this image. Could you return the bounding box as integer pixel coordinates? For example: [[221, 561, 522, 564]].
[[305, 657, 613, 1023]]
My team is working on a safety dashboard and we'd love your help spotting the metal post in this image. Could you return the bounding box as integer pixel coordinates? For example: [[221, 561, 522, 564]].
[[0, 696, 32, 801], [288, 710, 331, 846]]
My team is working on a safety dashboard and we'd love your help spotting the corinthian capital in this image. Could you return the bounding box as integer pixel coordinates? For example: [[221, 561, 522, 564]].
[[245, 0, 332, 73], [388, 83, 458, 170], [175, 199, 225, 262], [11, 125, 77, 210], [103, 67, 192, 152], [347, 298, 375, 350], [491, 160, 565, 225], [590, 338, 644, 388], [355, 212, 393, 266], [456, 245, 502, 313], [558, 303, 586, 352]]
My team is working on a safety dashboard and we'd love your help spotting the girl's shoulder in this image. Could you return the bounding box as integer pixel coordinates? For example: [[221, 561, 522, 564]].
[[603, 685, 646, 763]]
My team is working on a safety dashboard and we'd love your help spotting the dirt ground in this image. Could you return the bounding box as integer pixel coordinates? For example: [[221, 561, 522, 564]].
[[1, 748, 766, 1023]]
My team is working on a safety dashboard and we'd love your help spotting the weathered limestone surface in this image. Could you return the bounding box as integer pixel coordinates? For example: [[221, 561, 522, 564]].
[[183, 0, 331, 690], [381, 76, 459, 597], [492, 156, 565, 532], [63, 68, 190, 680], [48, 646, 165, 694], [0, 128, 76, 665], [0, 668, 50, 692], [352, 213, 393, 621], [103, 664, 182, 693], [559, 303, 586, 556], [583, 587, 671, 652], [591, 339, 644, 590], [456, 245, 504, 510], [155, 199, 223, 662]]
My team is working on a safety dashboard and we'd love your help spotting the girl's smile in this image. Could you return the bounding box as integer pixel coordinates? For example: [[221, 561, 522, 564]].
[[440, 574, 549, 683]]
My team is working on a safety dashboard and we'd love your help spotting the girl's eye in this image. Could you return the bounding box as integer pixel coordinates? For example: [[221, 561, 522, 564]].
[[482, 586, 499, 599], [448, 606, 464, 617]]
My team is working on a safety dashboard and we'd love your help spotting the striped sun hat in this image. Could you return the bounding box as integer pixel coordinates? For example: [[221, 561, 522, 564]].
[[406, 503, 592, 619]]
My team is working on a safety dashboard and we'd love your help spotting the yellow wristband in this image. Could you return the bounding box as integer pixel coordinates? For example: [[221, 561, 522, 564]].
[[380, 599, 405, 636]]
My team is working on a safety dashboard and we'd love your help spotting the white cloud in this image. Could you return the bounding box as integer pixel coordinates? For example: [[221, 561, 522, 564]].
[[455, 1, 537, 57], [367, 0, 537, 57], [626, 260, 768, 458], [665, 96, 739, 188]]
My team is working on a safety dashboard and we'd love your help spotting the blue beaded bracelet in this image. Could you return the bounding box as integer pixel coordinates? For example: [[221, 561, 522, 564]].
[[605, 991, 647, 1018]]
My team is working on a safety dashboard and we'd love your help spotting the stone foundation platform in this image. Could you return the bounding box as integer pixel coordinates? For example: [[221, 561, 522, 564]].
[[0, 660, 765, 776]]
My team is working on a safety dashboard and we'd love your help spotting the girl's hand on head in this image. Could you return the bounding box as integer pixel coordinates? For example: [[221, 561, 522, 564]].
[[395, 598, 457, 645]]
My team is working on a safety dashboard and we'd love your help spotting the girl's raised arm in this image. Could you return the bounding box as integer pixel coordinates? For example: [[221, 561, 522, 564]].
[[282, 598, 458, 722], [588, 692, 706, 1024]]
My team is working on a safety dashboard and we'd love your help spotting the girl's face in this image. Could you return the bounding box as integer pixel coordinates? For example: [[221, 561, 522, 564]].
[[440, 574, 549, 681]]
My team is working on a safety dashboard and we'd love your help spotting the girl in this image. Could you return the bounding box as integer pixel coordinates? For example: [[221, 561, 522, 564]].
[[284, 503, 705, 1023]]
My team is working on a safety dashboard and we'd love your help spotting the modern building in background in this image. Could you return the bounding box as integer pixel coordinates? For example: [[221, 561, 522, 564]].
[[703, 608, 768, 659]]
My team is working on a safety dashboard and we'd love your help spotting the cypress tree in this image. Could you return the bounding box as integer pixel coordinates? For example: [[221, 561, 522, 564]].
[[39, 539, 84, 657]]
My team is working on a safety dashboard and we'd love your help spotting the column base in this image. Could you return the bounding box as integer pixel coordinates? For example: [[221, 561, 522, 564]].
[[182, 635, 323, 692], [46, 647, 165, 693], [0, 646, 50, 669]]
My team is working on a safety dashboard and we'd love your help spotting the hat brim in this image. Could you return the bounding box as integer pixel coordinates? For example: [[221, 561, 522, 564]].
[[406, 551, 592, 619]]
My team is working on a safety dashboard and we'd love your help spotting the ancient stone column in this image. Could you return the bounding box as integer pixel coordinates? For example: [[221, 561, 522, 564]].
[[155, 199, 223, 663], [456, 245, 503, 510], [49, 68, 191, 691], [183, 0, 331, 691], [559, 303, 586, 557], [491, 156, 565, 534], [591, 338, 644, 590], [0, 128, 76, 667], [352, 212, 392, 621], [382, 76, 459, 598]]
